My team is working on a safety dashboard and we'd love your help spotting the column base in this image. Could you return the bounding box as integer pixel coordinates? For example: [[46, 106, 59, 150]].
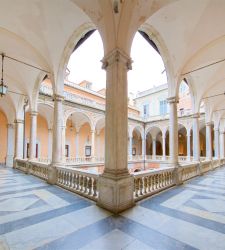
[[6, 155, 14, 167], [47, 165, 57, 185], [97, 173, 134, 214]]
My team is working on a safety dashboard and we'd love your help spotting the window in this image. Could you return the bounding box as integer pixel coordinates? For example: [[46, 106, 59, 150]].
[[85, 146, 91, 157], [159, 100, 167, 115], [143, 104, 149, 117], [65, 145, 69, 157]]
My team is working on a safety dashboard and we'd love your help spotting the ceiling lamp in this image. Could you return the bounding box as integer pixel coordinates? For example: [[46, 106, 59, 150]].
[[0, 53, 8, 97]]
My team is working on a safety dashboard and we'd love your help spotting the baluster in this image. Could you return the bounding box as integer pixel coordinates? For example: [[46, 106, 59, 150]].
[[139, 178, 143, 196], [69, 173, 73, 187], [155, 174, 158, 189], [144, 177, 148, 194], [158, 174, 161, 188], [161, 173, 164, 187], [83, 176, 88, 193], [93, 178, 97, 197], [148, 176, 151, 193], [88, 177, 92, 195], [152, 176, 155, 191], [76, 174, 80, 190], [135, 179, 139, 197], [79, 175, 84, 191]]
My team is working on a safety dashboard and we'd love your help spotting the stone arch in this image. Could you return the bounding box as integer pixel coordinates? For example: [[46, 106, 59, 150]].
[[56, 22, 97, 94]]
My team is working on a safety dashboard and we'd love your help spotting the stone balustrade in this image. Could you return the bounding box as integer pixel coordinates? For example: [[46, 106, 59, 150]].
[[56, 166, 98, 201], [14, 158, 225, 205], [181, 163, 199, 182], [133, 167, 175, 201]]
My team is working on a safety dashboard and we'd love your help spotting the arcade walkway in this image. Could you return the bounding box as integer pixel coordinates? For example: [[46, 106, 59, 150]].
[[0, 166, 225, 250]]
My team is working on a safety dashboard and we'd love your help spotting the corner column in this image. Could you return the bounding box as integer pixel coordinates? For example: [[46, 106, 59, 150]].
[[29, 111, 38, 160], [192, 113, 200, 162], [98, 49, 134, 213], [128, 136, 133, 156], [6, 124, 15, 167], [75, 129, 80, 158], [142, 137, 146, 159], [167, 97, 179, 166], [206, 122, 212, 160], [48, 94, 64, 184]]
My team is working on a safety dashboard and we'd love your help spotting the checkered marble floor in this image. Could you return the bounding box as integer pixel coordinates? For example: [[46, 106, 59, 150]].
[[0, 165, 225, 250]]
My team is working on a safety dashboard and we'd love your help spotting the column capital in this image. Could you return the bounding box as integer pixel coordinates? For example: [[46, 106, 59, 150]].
[[14, 119, 24, 124], [205, 122, 212, 127], [91, 129, 96, 134], [191, 113, 200, 119], [53, 94, 64, 102], [101, 49, 132, 71], [167, 96, 179, 104], [30, 111, 38, 117], [7, 123, 14, 129], [214, 127, 219, 132], [48, 128, 53, 132]]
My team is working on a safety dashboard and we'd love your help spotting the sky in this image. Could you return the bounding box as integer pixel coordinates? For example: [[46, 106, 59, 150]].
[[67, 31, 167, 96]]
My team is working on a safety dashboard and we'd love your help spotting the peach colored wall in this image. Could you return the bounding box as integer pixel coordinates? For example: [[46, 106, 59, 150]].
[[25, 112, 48, 158], [0, 110, 7, 162], [96, 128, 105, 157], [65, 121, 76, 157], [37, 115, 48, 157]]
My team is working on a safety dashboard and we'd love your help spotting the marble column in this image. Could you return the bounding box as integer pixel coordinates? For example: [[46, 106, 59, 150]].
[[48, 128, 53, 160], [167, 97, 179, 165], [91, 130, 95, 158], [152, 139, 156, 159], [29, 111, 38, 160], [214, 127, 220, 159], [206, 122, 212, 160], [187, 130, 191, 161], [162, 134, 166, 160], [75, 130, 80, 158], [48, 94, 64, 184], [6, 124, 15, 167], [14, 119, 24, 160], [98, 49, 134, 213], [192, 113, 200, 161], [219, 131, 225, 158]]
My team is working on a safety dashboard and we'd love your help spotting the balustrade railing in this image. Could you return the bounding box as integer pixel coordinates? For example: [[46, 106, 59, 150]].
[[181, 163, 198, 182], [65, 156, 104, 164], [56, 166, 98, 201], [29, 161, 49, 181], [134, 168, 174, 201]]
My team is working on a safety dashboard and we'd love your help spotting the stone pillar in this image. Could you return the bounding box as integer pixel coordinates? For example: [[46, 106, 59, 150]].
[[206, 122, 212, 160], [167, 97, 179, 165], [152, 139, 156, 159], [214, 128, 220, 159], [162, 134, 166, 160], [98, 49, 134, 213], [62, 125, 66, 161], [192, 113, 200, 161], [187, 130, 191, 161], [48, 94, 64, 184], [75, 130, 80, 158], [14, 119, 24, 160], [6, 124, 15, 167], [220, 131, 225, 158], [29, 111, 38, 160], [91, 130, 95, 158], [48, 128, 53, 160]]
